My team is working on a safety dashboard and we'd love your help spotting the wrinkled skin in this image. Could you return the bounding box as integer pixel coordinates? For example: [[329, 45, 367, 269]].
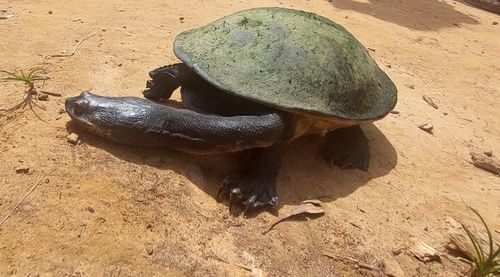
[[66, 64, 372, 215]]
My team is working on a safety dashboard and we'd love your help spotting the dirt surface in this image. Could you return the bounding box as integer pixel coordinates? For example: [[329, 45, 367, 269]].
[[1, 0, 499, 276]]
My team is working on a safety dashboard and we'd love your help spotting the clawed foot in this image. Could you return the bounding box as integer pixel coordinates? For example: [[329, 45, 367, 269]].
[[322, 146, 370, 171], [217, 173, 278, 216], [143, 64, 182, 100], [321, 126, 370, 171]]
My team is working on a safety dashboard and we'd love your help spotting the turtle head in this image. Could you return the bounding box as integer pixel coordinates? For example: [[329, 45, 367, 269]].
[[65, 91, 100, 125], [65, 91, 120, 139]]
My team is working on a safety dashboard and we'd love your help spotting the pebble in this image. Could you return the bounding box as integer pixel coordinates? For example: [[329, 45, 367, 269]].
[[418, 123, 433, 134], [391, 248, 402, 256], [48, 10, 53, 14], [383, 257, 406, 277], [67, 133, 79, 145], [38, 94, 48, 101], [15, 165, 29, 174], [484, 150, 492, 157]]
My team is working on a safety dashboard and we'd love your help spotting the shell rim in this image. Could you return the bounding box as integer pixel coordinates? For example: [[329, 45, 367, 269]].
[[173, 7, 398, 122]]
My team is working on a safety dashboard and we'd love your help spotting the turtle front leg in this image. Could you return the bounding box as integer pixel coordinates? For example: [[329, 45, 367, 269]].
[[321, 126, 370, 171], [143, 63, 186, 100], [218, 146, 281, 215]]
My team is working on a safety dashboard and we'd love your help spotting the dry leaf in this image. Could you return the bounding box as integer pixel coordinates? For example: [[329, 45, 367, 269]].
[[410, 241, 440, 262], [470, 152, 500, 175], [263, 200, 324, 234], [448, 217, 499, 261]]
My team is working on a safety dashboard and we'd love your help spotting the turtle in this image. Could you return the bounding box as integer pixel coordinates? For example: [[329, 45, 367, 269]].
[[65, 7, 397, 214]]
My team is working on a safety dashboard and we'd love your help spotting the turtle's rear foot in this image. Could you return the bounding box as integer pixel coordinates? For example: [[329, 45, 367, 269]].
[[218, 146, 281, 215], [321, 126, 370, 171], [143, 63, 185, 100]]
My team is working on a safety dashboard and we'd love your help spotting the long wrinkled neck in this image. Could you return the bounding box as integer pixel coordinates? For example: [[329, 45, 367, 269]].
[[67, 93, 287, 154]]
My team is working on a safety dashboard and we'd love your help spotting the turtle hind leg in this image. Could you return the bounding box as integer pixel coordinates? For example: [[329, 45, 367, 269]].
[[143, 63, 187, 100], [321, 125, 370, 171], [218, 146, 281, 216]]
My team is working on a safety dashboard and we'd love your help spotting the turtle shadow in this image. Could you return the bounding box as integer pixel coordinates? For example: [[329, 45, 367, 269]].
[[65, 122, 397, 212], [276, 123, 397, 206], [327, 0, 479, 31]]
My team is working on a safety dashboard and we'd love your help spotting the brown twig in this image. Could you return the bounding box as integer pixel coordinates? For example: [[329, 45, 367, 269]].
[[0, 173, 46, 228], [214, 256, 253, 272], [422, 95, 439, 109], [45, 32, 97, 58], [39, 90, 62, 97], [323, 252, 381, 272]]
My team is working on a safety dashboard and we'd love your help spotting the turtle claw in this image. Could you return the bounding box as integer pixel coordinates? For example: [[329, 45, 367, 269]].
[[325, 150, 370, 171], [321, 126, 370, 171], [142, 64, 182, 101], [218, 173, 279, 215]]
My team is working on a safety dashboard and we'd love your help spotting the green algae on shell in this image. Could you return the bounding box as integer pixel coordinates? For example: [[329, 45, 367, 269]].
[[174, 7, 397, 121]]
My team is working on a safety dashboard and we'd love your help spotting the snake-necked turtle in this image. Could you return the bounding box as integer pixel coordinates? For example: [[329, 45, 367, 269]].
[[65, 7, 397, 214]]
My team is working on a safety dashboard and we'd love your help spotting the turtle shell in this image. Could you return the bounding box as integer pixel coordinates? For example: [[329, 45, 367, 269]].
[[174, 7, 397, 121]]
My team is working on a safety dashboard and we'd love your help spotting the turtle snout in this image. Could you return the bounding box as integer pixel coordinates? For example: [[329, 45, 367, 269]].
[[65, 92, 93, 118], [71, 99, 89, 115]]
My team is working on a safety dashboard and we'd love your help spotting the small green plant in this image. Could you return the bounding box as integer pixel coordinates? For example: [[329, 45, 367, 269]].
[[0, 67, 50, 117], [461, 207, 500, 277]]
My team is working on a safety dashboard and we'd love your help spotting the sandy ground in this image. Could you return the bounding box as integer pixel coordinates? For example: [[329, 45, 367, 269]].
[[0, 0, 499, 276]]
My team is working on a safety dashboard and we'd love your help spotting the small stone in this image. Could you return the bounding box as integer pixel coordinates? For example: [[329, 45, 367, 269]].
[[484, 150, 492, 157], [391, 248, 402, 256], [0, 10, 14, 19], [67, 133, 79, 145], [48, 10, 53, 14], [86, 207, 95, 213], [37, 94, 48, 101], [493, 21, 498, 25], [58, 108, 66, 114], [386, 64, 392, 68], [383, 257, 406, 277], [146, 247, 154, 255], [390, 110, 400, 114], [15, 166, 29, 174], [418, 123, 433, 134], [405, 84, 415, 89]]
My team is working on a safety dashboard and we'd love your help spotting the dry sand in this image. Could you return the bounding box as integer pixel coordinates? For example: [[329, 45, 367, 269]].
[[0, 0, 499, 276]]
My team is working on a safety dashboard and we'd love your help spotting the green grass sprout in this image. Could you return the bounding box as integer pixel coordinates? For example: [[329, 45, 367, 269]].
[[461, 207, 500, 277], [0, 67, 50, 118]]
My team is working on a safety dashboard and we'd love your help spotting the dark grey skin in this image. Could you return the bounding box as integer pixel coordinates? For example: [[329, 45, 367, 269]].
[[65, 63, 370, 214]]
